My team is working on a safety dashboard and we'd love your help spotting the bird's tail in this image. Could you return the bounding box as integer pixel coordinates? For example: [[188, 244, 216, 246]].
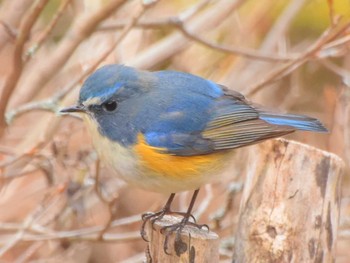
[[260, 112, 328, 133]]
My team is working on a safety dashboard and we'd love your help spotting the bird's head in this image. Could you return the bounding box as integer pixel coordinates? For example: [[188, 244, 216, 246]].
[[61, 64, 154, 116], [60, 64, 157, 146]]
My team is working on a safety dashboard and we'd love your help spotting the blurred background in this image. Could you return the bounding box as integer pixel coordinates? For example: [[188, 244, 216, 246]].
[[0, 0, 349, 262]]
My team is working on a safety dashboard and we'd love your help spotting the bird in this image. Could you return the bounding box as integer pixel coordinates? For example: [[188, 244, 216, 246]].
[[60, 64, 327, 253]]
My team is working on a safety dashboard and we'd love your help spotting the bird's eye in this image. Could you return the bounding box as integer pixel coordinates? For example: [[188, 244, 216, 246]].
[[102, 101, 118, 112]]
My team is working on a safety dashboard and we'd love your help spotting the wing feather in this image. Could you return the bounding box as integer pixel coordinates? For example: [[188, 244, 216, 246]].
[[144, 83, 326, 156], [203, 117, 294, 150]]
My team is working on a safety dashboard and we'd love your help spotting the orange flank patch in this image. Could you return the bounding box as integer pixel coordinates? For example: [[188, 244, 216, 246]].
[[134, 134, 225, 178]]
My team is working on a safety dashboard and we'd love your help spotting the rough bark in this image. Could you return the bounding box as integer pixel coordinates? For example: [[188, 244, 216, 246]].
[[234, 139, 344, 263]]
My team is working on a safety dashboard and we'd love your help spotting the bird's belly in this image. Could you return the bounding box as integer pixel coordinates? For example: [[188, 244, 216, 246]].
[[96, 136, 229, 193], [131, 134, 230, 193], [84, 117, 230, 193]]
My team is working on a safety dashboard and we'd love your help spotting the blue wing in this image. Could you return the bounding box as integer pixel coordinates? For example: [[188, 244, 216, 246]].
[[142, 72, 327, 156]]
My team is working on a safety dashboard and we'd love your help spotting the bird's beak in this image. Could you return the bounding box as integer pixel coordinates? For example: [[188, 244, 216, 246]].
[[60, 105, 86, 114]]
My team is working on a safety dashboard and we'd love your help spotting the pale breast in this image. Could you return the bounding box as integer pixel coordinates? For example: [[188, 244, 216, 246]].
[[83, 116, 231, 193], [83, 116, 139, 178]]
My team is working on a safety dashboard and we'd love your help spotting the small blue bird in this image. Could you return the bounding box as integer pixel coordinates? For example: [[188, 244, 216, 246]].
[[61, 64, 327, 249]]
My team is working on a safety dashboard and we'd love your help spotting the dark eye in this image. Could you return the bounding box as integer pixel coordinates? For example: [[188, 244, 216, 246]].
[[102, 101, 118, 112]]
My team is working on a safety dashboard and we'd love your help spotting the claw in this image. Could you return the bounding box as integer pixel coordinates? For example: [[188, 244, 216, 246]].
[[163, 234, 171, 255], [140, 210, 197, 242], [140, 219, 150, 242], [142, 212, 155, 221], [140, 190, 206, 256], [141, 209, 168, 241], [200, 223, 210, 232]]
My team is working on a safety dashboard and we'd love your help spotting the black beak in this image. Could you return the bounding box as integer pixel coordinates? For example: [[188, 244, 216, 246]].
[[60, 105, 86, 114]]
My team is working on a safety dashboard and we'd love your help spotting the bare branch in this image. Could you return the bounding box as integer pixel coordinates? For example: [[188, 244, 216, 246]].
[[245, 21, 350, 96], [25, 0, 73, 61], [327, 0, 336, 26], [0, 213, 141, 244], [6, 99, 62, 124], [129, 0, 246, 69], [12, 0, 129, 108], [0, 189, 59, 257], [171, 18, 298, 62], [0, 0, 33, 49], [0, 20, 17, 40], [0, 0, 49, 135]]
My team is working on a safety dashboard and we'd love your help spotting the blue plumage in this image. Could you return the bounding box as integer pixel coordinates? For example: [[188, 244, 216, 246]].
[[260, 113, 327, 132], [79, 64, 138, 103], [76, 64, 327, 155], [60, 63, 329, 216], [154, 71, 223, 98]]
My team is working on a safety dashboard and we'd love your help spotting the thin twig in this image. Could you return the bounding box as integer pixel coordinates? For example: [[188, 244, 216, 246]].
[[97, 199, 119, 240], [0, 141, 46, 168], [0, 145, 16, 155], [6, 100, 62, 125], [322, 34, 350, 51], [99, 18, 174, 30], [2, 167, 41, 180], [47, 0, 156, 109], [223, 0, 307, 91], [246, 21, 350, 96], [12, 0, 129, 108], [0, 214, 141, 234], [0, 20, 17, 40], [260, 0, 306, 52], [0, 214, 141, 244], [171, 18, 297, 62], [0, 217, 35, 257], [99, 0, 212, 30], [0, 189, 60, 257], [25, 0, 73, 61], [0, 231, 140, 243], [14, 241, 44, 263], [327, 0, 336, 26], [0, 0, 49, 135], [100, 17, 299, 62], [129, 0, 246, 69]]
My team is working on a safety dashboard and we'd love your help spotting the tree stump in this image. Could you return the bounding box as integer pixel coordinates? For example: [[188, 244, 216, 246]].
[[234, 139, 344, 263], [145, 215, 219, 263]]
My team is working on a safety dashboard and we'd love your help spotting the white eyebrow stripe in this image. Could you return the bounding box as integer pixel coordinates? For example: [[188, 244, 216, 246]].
[[83, 97, 102, 107]]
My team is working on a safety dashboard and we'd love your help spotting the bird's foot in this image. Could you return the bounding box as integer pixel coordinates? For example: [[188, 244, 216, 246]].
[[141, 209, 167, 241], [140, 210, 197, 242]]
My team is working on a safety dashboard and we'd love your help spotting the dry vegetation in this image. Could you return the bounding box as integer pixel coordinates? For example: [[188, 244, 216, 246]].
[[0, 0, 349, 262]]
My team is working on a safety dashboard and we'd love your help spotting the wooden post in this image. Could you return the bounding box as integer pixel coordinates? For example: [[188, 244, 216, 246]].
[[145, 215, 219, 263], [233, 139, 344, 263]]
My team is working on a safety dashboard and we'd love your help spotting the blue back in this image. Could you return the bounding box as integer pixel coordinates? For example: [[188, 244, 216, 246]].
[[79, 65, 327, 155]]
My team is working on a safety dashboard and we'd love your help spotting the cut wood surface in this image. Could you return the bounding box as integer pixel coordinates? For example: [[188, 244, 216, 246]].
[[234, 139, 344, 263], [144, 215, 219, 263]]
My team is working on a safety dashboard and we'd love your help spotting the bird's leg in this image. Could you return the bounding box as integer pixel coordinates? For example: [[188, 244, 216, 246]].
[[140, 193, 176, 241], [160, 189, 209, 255], [141, 192, 198, 242]]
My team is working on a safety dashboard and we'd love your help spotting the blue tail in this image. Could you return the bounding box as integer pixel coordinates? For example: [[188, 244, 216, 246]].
[[260, 113, 328, 132]]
